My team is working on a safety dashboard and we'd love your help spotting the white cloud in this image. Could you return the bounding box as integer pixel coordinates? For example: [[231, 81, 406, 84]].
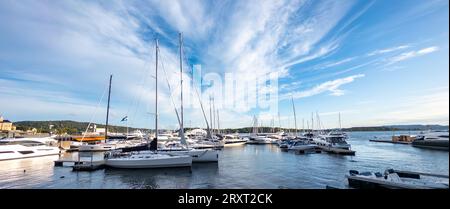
[[283, 74, 365, 100], [367, 45, 410, 56], [386, 46, 439, 65]]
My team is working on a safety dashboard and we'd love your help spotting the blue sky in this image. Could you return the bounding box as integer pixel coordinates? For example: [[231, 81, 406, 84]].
[[0, 0, 448, 129]]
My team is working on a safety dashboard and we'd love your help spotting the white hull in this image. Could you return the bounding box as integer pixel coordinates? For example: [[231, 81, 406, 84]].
[[0, 144, 60, 161], [224, 141, 246, 147], [79, 144, 116, 152], [288, 144, 318, 151], [105, 153, 192, 168], [158, 149, 219, 162]]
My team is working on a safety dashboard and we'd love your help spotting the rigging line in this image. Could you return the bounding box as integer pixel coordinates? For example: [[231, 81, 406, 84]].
[[179, 43, 211, 134], [158, 46, 182, 127], [126, 59, 150, 116], [81, 78, 109, 142], [130, 50, 154, 127]]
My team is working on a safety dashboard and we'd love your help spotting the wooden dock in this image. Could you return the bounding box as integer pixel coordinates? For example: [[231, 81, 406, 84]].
[[54, 159, 106, 171], [319, 146, 356, 155], [369, 139, 411, 144]]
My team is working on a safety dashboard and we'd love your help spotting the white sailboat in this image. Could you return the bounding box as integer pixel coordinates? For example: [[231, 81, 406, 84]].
[[156, 33, 219, 162], [105, 39, 192, 169]]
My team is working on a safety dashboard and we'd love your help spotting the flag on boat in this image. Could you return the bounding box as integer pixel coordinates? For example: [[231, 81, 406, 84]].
[[121, 116, 128, 122]]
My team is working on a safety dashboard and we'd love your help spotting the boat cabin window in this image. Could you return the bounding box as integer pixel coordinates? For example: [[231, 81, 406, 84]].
[[0, 151, 15, 154], [18, 151, 34, 155]]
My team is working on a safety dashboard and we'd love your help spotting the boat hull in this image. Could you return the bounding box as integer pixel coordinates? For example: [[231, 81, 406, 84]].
[[224, 141, 246, 147], [105, 155, 192, 168], [0, 145, 60, 161], [79, 144, 116, 152], [158, 149, 219, 162]]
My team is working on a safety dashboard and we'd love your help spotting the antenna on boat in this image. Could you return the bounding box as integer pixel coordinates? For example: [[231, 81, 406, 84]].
[[105, 74, 113, 143]]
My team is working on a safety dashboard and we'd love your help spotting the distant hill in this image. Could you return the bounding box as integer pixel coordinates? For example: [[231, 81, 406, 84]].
[[11, 120, 449, 134], [14, 120, 150, 135], [343, 125, 449, 132]]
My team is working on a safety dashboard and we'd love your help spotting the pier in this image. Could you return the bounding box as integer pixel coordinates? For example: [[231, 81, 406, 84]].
[[369, 139, 411, 144], [54, 159, 106, 171]]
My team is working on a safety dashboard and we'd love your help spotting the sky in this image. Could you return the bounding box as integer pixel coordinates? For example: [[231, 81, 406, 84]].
[[0, 0, 448, 130]]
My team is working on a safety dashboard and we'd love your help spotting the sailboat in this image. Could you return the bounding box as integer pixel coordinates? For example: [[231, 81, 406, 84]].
[[156, 33, 219, 162], [79, 75, 118, 152], [287, 97, 318, 152], [104, 38, 192, 169]]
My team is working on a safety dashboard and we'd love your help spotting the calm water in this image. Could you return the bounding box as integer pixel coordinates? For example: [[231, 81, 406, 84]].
[[0, 131, 448, 189]]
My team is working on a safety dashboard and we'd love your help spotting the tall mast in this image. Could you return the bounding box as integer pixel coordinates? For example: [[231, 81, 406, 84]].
[[105, 74, 112, 142], [213, 97, 216, 134], [209, 96, 213, 135], [291, 96, 298, 137], [302, 118, 305, 133], [339, 112, 342, 130], [155, 39, 159, 140], [217, 109, 220, 134], [179, 33, 185, 144]]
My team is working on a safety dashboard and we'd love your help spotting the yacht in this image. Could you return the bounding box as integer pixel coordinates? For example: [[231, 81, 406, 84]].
[[222, 134, 247, 147], [413, 131, 449, 150], [288, 136, 320, 153], [246, 135, 277, 144], [0, 138, 61, 161], [313, 132, 351, 150]]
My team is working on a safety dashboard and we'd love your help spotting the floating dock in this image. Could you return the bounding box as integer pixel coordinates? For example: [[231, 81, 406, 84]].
[[54, 159, 105, 171]]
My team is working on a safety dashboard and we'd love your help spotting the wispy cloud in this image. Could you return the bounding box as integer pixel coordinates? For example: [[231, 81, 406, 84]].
[[283, 74, 365, 100], [367, 45, 410, 56], [386, 46, 439, 65]]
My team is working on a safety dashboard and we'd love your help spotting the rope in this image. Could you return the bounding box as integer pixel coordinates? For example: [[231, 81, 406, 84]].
[[80, 79, 109, 142]]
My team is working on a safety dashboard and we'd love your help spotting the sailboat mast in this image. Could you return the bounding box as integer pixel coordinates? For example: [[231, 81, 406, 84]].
[[179, 33, 185, 143], [155, 39, 159, 140], [339, 112, 342, 130], [291, 97, 298, 137], [105, 74, 112, 142], [209, 96, 213, 135], [217, 109, 220, 134]]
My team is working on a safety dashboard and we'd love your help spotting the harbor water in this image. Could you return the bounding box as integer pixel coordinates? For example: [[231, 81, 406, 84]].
[[0, 131, 448, 189]]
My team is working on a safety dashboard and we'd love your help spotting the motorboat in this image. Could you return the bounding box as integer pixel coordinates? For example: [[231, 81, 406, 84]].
[[347, 168, 449, 189], [288, 140, 320, 153], [413, 131, 449, 151], [246, 135, 276, 144], [104, 151, 192, 169], [222, 134, 247, 147], [0, 138, 61, 161], [313, 133, 351, 150]]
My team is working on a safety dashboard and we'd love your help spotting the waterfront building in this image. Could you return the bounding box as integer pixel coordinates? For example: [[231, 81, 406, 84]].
[[0, 116, 16, 131]]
